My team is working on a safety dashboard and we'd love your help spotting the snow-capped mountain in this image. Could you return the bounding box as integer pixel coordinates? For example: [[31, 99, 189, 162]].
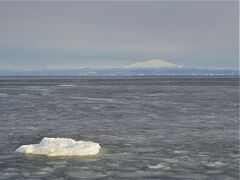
[[124, 59, 183, 69]]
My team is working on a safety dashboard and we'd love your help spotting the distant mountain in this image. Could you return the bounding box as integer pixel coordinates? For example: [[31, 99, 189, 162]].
[[124, 59, 183, 69]]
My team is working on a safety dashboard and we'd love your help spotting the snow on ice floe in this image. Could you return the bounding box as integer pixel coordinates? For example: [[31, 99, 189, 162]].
[[15, 137, 101, 157]]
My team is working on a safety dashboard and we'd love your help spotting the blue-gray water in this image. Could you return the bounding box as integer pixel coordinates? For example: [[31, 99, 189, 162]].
[[0, 77, 239, 179]]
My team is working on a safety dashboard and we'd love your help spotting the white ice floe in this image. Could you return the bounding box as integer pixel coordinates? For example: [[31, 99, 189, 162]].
[[15, 137, 101, 157], [148, 163, 170, 170]]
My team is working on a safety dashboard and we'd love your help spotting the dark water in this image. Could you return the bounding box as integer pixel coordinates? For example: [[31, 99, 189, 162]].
[[0, 77, 239, 179]]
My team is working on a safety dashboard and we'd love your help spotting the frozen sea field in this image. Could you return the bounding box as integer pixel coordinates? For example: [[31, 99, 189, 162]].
[[0, 77, 239, 179]]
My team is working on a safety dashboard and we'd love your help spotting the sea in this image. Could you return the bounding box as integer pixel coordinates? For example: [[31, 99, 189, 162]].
[[0, 77, 239, 179]]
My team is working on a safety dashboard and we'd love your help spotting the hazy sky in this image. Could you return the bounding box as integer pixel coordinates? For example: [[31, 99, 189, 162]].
[[0, 1, 238, 70]]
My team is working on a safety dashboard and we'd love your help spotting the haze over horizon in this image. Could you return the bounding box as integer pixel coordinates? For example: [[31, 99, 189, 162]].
[[0, 1, 238, 71]]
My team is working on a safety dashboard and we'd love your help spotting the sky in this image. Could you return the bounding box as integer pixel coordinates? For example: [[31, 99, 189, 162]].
[[0, 1, 238, 70]]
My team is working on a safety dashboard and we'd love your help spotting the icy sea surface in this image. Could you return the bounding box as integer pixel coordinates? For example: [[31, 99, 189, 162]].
[[0, 77, 239, 179]]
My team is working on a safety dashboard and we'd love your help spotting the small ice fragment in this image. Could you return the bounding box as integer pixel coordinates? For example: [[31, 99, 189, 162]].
[[173, 150, 187, 154], [203, 161, 225, 167], [173, 150, 181, 154], [148, 163, 170, 170], [59, 84, 76, 87], [0, 93, 7, 97], [15, 137, 101, 157]]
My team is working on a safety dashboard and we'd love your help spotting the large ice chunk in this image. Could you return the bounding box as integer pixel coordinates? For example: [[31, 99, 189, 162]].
[[15, 137, 101, 157]]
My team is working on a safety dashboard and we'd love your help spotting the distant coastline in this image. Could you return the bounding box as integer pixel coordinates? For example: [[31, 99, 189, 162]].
[[0, 68, 238, 77]]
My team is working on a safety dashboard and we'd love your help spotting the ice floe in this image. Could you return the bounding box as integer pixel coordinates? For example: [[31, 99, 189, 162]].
[[15, 137, 101, 157]]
